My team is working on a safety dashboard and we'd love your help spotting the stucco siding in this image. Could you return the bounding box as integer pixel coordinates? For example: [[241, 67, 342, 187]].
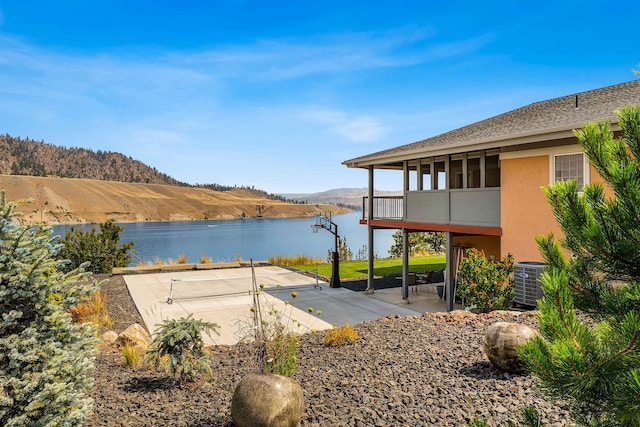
[[500, 155, 561, 262]]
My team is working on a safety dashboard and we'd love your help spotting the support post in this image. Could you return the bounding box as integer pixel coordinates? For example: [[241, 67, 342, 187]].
[[402, 229, 409, 301], [366, 166, 375, 293], [445, 232, 455, 311], [401, 161, 410, 301]]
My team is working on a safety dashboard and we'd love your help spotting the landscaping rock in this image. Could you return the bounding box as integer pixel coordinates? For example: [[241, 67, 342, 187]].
[[85, 276, 571, 427], [118, 323, 152, 350], [100, 330, 119, 345], [484, 321, 538, 372], [231, 372, 303, 427]]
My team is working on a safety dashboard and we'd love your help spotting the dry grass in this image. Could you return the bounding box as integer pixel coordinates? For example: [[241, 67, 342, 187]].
[[269, 255, 326, 266], [199, 255, 214, 264], [67, 290, 113, 330], [121, 343, 144, 368]]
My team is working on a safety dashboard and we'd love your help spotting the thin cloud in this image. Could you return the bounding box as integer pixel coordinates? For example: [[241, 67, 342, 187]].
[[303, 108, 387, 143], [165, 26, 491, 80]]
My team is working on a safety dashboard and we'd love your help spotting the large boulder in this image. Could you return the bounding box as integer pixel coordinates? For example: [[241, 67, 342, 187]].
[[118, 323, 152, 350], [231, 373, 303, 427], [484, 321, 538, 372]]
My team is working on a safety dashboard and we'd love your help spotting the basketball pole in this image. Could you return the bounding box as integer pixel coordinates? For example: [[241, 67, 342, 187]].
[[330, 221, 340, 288], [312, 213, 341, 288]]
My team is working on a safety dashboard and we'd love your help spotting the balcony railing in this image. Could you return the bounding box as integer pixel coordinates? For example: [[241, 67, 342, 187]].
[[362, 188, 500, 228], [362, 196, 403, 220]]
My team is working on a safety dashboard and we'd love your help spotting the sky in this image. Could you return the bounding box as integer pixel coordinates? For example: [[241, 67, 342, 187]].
[[0, 1, 638, 194]]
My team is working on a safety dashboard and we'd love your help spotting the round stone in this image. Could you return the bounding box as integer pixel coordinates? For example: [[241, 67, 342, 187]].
[[231, 372, 304, 427], [484, 321, 538, 372]]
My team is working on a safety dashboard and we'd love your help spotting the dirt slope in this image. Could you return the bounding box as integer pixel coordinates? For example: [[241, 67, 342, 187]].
[[0, 175, 348, 224]]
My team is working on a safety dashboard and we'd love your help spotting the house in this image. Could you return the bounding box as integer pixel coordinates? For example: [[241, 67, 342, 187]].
[[343, 79, 640, 310]]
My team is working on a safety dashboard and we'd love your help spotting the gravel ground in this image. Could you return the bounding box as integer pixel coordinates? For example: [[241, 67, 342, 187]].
[[86, 275, 571, 427]]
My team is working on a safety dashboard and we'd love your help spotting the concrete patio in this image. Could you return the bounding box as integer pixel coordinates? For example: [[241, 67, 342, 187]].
[[123, 265, 450, 345]]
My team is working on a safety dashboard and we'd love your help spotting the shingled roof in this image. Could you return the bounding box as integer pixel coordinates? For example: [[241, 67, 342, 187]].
[[344, 79, 640, 168]]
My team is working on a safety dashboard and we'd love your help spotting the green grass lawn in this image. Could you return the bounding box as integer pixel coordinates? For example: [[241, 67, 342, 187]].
[[292, 255, 445, 280]]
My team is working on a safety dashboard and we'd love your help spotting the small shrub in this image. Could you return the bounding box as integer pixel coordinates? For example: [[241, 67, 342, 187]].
[[176, 254, 188, 264], [465, 405, 543, 427], [456, 249, 515, 312], [57, 219, 133, 273], [323, 323, 359, 346], [145, 314, 219, 382], [199, 255, 213, 264], [241, 283, 321, 377], [154, 257, 165, 265], [264, 330, 299, 377], [121, 342, 143, 368], [68, 291, 113, 329], [67, 303, 91, 323]]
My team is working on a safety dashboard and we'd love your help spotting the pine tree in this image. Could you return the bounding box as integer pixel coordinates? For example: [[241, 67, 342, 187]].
[[518, 105, 640, 426], [0, 194, 99, 426]]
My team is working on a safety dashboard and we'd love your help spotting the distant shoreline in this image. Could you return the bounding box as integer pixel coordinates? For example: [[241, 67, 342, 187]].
[[38, 210, 355, 227]]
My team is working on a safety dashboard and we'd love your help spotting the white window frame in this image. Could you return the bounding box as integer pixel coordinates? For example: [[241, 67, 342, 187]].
[[550, 151, 590, 188]]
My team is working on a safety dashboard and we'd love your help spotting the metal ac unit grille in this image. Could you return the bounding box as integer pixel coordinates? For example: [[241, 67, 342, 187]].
[[513, 262, 545, 307]]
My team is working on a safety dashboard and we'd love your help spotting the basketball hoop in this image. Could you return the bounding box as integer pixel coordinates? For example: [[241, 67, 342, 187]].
[[310, 212, 341, 287]]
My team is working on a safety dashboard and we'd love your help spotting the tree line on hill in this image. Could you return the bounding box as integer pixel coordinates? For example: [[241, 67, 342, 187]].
[[0, 134, 296, 202]]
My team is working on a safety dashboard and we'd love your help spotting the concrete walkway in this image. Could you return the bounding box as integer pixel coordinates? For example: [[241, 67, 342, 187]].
[[123, 266, 450, 345]]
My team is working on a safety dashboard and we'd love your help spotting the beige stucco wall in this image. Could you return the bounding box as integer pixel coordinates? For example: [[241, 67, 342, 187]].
[[500, 148, 611, 263], [500, 155, 561, 262]]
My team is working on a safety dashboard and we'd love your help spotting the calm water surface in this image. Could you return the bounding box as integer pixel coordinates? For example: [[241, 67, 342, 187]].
[[52, 212, 395, 265]]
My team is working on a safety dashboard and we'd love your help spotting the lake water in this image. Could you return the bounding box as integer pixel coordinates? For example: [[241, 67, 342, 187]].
[[52, 212, 396, 266]]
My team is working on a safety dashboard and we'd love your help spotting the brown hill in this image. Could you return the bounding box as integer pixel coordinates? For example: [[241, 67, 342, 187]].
[[0, 135, 183, 185], [1, 175, 349, 225]]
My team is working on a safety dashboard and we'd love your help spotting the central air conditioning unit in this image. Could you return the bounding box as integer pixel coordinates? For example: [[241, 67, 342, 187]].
[[513, 261, 546, 307]]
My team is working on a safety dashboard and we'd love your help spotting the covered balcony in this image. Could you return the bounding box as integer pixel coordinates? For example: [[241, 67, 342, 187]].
[[362, 187, 500, 229], [348, 150, 503, 312], [360, 151, 502, 233]]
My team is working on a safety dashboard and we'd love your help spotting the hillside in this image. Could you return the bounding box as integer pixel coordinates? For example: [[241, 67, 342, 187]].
[[1, 175, 349, 225], [0, 135, 183, 185], [0, 135, 292, 202], [281, 188, 402, 208]]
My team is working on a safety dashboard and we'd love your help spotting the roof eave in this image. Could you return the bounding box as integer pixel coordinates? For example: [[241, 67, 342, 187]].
[[343, 120, 621, 169]]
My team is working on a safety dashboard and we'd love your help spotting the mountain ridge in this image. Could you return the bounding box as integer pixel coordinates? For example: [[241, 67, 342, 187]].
[[3, 175, 349, 225], [0, 134, 363, 222], [280, 188, 402, 208]]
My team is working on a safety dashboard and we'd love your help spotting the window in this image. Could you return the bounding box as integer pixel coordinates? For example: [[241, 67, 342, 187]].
[[467, 157, 481, 188], [421, 163, 432, 190], [449, 159, 463, 189], [554, 153, 585, 187], [434, 161, 446, 190], [485, 155, 500, 187]]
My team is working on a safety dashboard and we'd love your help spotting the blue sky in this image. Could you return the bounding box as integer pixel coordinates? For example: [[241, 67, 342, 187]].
[[0, 1, 638, 193]]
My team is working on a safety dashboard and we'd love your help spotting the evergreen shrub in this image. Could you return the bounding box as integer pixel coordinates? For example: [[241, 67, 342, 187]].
[[0, 194, 99, 426], [145, 314, 219, 382]]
